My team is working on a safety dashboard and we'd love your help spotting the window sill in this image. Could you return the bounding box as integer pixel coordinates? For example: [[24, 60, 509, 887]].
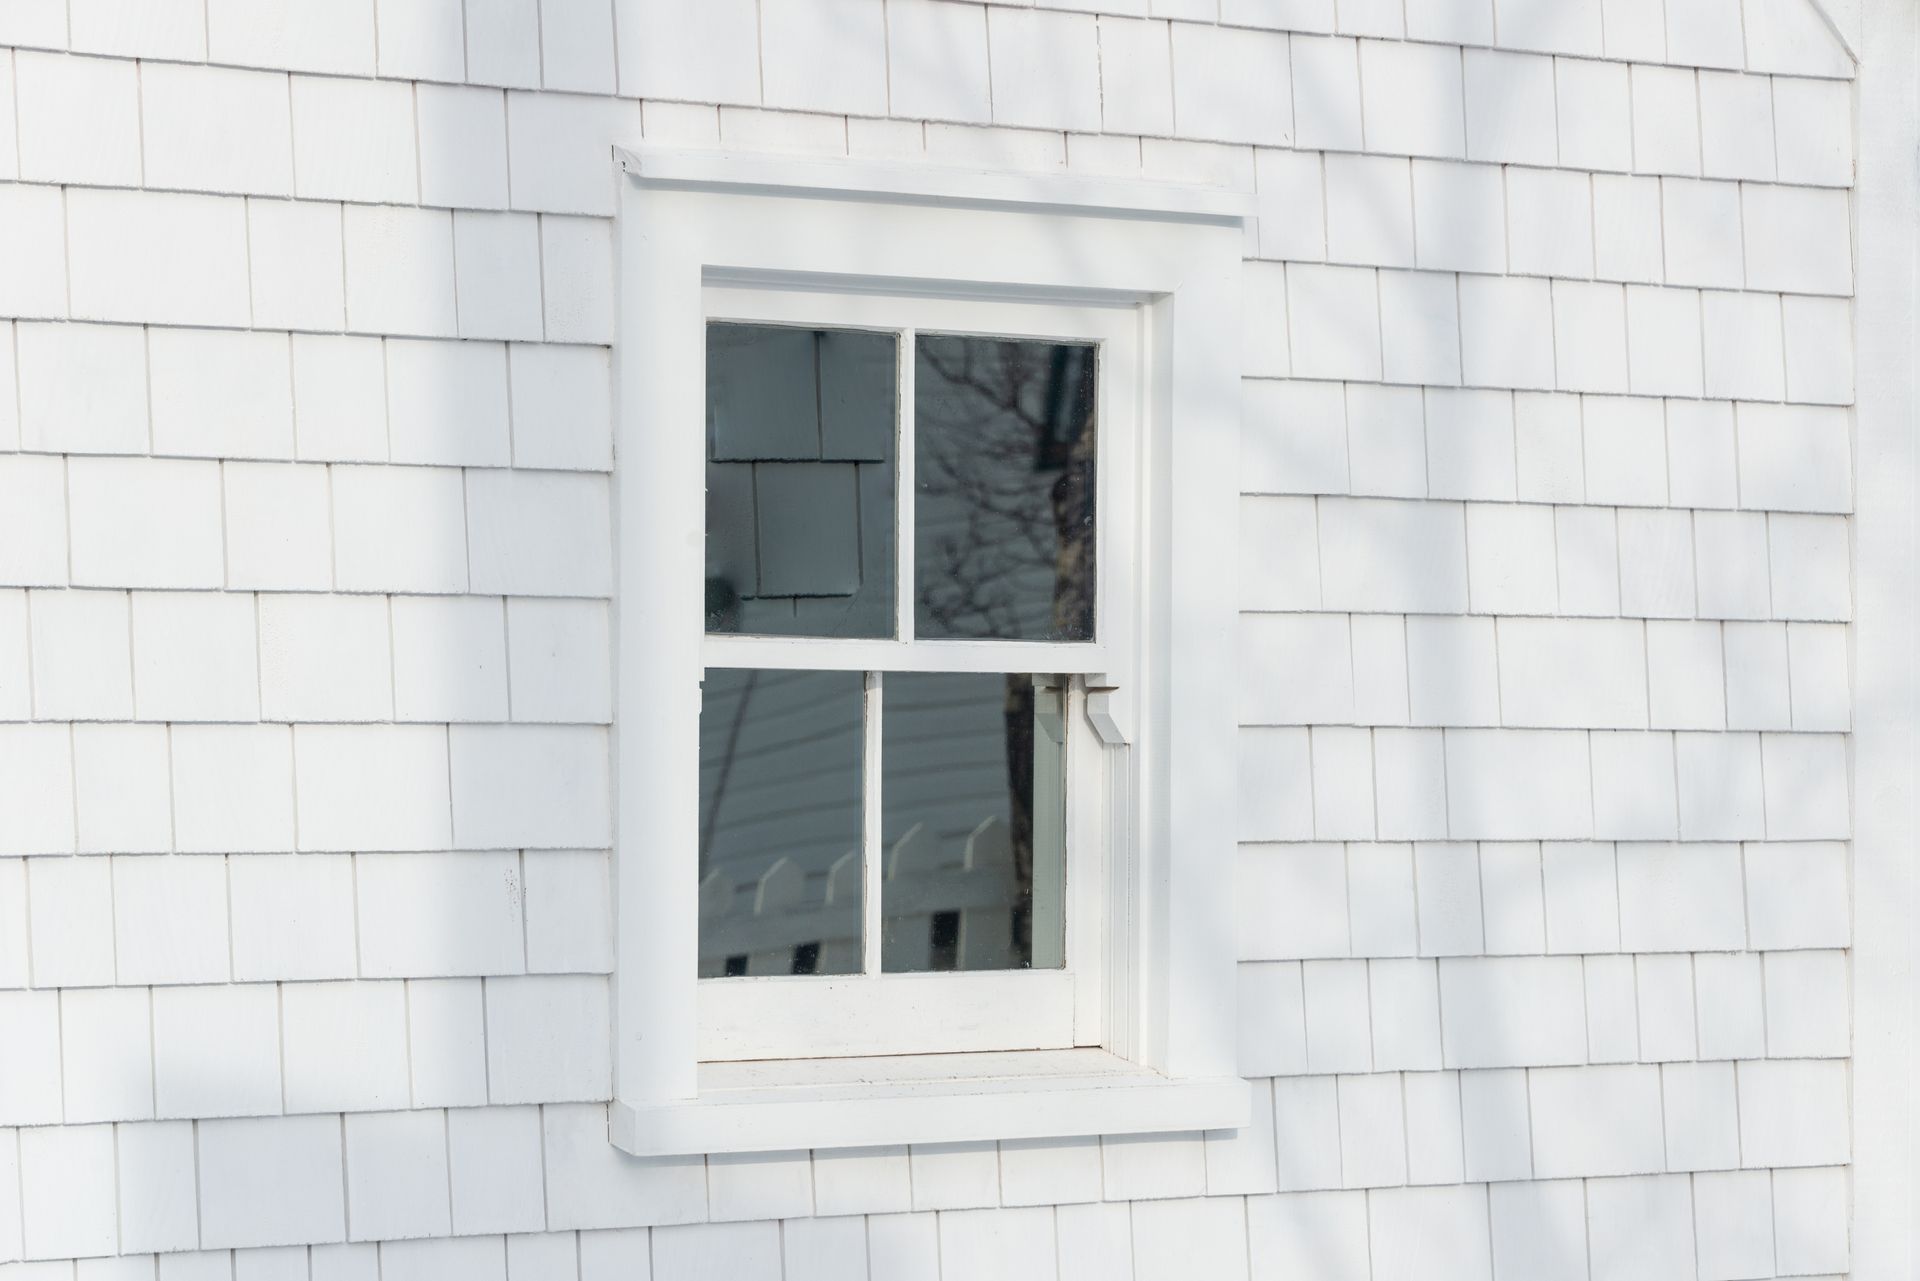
[[609, 1048, 1250, 1156]]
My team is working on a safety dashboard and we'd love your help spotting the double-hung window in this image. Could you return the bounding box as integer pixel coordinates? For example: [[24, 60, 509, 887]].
[[613, 149, 1251, 1155], [696, 288, 1135, 1064]]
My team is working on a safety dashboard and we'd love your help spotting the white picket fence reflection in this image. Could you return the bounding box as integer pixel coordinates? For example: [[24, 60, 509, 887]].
[[697, 814, 1021, 977]]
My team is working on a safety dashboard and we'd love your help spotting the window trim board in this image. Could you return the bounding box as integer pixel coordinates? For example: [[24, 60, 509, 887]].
[[611, 1048, 1249, 1157], [613, 146, 1249, 1154]]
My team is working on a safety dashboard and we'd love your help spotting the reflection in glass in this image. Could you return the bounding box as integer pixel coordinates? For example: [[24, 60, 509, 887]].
[[881, 673, 1066, 972], [704, 323, 896, 638], [697, 668, 865, 977], [914, 335, 1097, 641]]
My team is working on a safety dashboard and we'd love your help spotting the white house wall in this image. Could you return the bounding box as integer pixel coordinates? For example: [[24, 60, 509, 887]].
[[0, 0, 1862, 1278]]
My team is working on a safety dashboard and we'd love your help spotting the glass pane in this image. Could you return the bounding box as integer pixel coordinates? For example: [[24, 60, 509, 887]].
[[914, 335, 1097, 641], [880, 672, 1067, 972], [698, 668, 865, 977], [705, 323, 896, 638]]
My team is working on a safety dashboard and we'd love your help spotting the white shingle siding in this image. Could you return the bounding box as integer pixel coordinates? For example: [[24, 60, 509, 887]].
[[0, 0, 1862, 1275]]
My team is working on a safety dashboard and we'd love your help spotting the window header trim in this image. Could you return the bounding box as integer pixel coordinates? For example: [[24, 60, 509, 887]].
[[614, 145, 1258, 226]]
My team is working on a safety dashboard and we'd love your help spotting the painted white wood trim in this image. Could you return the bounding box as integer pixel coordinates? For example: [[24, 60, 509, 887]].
[[1848, 3, 1916, 1274], [700, 970, 1076, 1060], [614, 146, 1257, 224], [704, 286, 1138, 339], [615, 177, 707, 1103], [860, 671, 882, 978], [1809, 0, 1862, 58], [613, 152, 1245, 1154], [1147, 272, 1242, 1080], [700, 635, 1113, 674], [895, 332, 916, 646], [610, 1048, 1250, 1156]]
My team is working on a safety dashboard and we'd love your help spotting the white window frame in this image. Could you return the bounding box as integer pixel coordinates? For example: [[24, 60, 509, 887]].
[[612, 146, 1250, 1157]]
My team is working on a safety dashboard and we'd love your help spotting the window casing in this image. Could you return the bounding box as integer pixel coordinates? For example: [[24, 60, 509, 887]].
[[613, 148, 1250, 1156]]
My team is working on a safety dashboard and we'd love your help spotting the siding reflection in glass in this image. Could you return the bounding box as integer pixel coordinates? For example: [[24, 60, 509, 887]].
[[914, 335, 1097, 641], [704, 322, 897, 639], [881, 673, 1066, 972], [697, 668, 865, 977]]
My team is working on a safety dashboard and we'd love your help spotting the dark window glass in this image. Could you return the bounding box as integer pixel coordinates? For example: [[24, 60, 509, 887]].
[[913, 335, 1097, 641], [927, 912, 961, 972], [697, 668, 865, 976], [705, 323, 896, 638], [880, 672, 1067, 972]]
